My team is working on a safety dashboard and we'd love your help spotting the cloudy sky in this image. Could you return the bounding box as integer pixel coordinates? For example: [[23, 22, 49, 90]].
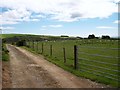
[[0, 0, 119, 37]]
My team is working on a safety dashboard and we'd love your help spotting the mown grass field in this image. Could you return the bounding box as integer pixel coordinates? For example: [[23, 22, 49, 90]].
[[26, 39, 119, 87]]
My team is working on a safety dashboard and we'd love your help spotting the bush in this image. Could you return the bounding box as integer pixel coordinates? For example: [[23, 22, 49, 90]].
[[2, 52, 9, 61], [2, 44, 9, 61], [12, 42, 15, 45], [16, 40, 26, 46]]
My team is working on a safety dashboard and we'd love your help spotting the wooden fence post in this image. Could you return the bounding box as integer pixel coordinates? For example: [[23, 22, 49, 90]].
[[63, 47, 66, 63], [74, 45, 78, 69], [37, 41, 38, 52], [34, 41, 36, 51], [29, 40, 30, 48], [50, 45, 52, 56], [30, 41, 32, 48], [42, 43, 43, 54], [32, 40, 34, 50]]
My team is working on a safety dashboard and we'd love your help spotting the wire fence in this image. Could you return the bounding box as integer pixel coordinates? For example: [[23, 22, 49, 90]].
[[26, 40, 120, 86], [77, 45, 119, 83]]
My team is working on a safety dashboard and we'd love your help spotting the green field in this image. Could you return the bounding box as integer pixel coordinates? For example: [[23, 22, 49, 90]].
[[25, 39, 119, 87], [1, 34, 72, 39], [0, 34, 26, 38], [1, 34, 119, 87]]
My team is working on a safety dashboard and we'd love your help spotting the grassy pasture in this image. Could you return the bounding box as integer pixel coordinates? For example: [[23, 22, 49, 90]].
[[1, 34, 119, 86], [0, 34, 26, 38], [26, 39, 119, 87]]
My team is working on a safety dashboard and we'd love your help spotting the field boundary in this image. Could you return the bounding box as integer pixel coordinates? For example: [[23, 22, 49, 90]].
[[25, 40, 119, 87]]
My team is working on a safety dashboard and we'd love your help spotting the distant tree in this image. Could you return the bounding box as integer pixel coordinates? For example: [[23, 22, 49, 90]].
[[61, 35, 69, 37], [88, 34, 95, 39], [102, 35, 110, 39]]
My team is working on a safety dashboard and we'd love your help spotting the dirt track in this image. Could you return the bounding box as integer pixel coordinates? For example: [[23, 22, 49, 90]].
[[2, 61, 12, 88], [6, 44, 109, 88]]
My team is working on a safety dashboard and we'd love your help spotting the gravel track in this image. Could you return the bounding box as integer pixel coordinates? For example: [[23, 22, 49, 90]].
[[6, 44, 109, 88]]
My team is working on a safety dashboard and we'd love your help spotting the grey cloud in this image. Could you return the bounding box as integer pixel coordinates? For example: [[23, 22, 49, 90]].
[[71, 13, 83, 19]]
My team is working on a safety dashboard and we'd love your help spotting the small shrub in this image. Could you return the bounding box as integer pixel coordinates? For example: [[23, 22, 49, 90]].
[[2, 44, 9, 61], [16, 40, 26, 46], [2, 52, 9, 61]]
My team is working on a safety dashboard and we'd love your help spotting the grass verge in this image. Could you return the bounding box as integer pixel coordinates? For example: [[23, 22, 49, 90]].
[[2, 44, 9, 61]]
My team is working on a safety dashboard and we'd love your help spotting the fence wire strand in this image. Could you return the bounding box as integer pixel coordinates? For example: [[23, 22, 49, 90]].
[[78, 62, 120, 73], [78, 51, 120, 59], [79, 58, 119, 66]]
